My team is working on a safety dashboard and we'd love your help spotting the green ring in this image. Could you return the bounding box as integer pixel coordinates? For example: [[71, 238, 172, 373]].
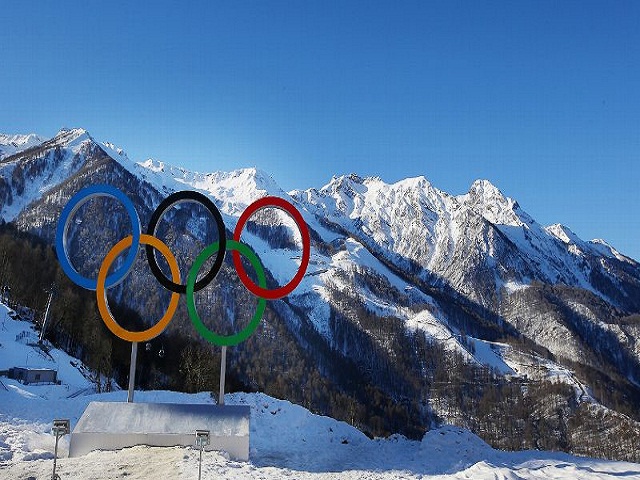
[[186, 240, 267, 346]]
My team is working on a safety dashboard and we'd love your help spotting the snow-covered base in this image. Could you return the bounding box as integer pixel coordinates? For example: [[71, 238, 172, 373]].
[[0, 305, 638, 479], [1, 388, 639, 480]]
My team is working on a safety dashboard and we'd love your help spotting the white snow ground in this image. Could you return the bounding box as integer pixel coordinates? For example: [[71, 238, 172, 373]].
[[3, 388, 640, 480], [1, 306, 639, 479]]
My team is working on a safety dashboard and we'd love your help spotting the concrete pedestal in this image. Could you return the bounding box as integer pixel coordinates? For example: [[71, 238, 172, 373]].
[[68, 401, 250, 460]]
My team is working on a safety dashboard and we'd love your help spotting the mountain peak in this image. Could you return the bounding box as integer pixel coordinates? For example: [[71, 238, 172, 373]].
[[463, 179, 525, 226], [238, 166, 275, 182], [56, 127, 89, 137], [212, 166, 282, 192], [589, 238, 636, 264], [395, 175, 435, 191], [546, 223, 580, 245], [52, 127, 93, 148], [322, 173, 364, 193], [322, 173, 394, 195], [138, 158, 174, 173], [225, 166, 284, 194], [100, 140, 129, 162], [469, 179, 507, 200], [0, 133, 46, 146], [348, 173, 364, 184], [0, 133, 47, 159]]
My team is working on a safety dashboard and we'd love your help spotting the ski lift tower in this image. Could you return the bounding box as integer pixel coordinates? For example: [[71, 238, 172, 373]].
[[39, 284, 57, 343]]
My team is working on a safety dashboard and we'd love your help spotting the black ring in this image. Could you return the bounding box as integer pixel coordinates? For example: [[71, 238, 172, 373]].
[[145, 191, 227, 294]]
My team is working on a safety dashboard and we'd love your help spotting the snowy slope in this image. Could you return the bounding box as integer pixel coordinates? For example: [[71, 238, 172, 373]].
[[0, 128, 96, 221], [0, 303, 108, 396], [1, 309, 638, 479]]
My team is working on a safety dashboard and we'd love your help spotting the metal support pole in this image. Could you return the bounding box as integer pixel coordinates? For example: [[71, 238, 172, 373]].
[[40, 286, 56, 343], [195, 430, 209, 480], [51, 420, 68, 480], [127, 341, 138, 403], [218, 346, 227, 406], [51, 433, 60, 480]]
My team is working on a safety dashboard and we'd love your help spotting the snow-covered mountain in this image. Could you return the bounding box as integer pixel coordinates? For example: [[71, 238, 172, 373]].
[[0, 133, 47, 160], [293, 172, 639, 308], [1, 128, 640, 461], [291, 171, 640, 372]]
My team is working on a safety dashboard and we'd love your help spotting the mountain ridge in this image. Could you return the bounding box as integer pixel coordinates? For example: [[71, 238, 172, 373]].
[[2, 127, 634, 260]]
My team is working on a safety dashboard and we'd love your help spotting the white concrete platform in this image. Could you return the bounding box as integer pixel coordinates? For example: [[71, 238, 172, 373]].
[[68, 401, 250, 460]]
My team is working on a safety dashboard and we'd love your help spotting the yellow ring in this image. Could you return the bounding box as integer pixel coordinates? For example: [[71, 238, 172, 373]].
[[96, 234, 181, 342]]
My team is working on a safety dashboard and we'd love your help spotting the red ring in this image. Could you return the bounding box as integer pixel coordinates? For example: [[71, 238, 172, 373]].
[[233, 196, 310, 300]]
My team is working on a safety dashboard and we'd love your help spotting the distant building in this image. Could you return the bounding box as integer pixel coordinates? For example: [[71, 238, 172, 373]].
[[8, 367, 58, 385]]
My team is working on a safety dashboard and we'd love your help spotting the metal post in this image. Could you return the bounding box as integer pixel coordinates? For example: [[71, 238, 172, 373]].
[[40, 288, 55, 342], [195, 430, 209, 480], [52, 433, 60, 480], [51, 420, 69, 480], [218, 346, 227, 406], [127, 341, 138, 403]]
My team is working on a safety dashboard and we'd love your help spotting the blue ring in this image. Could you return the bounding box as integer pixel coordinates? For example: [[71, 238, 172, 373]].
[[55, 185, 141, 290]]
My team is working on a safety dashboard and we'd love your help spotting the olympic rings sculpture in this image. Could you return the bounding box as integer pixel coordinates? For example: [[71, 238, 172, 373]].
[[55, 184, 310, 346]]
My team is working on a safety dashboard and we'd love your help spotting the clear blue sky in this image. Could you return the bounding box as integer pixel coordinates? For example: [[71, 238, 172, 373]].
[[2, 1, 639, 260]]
